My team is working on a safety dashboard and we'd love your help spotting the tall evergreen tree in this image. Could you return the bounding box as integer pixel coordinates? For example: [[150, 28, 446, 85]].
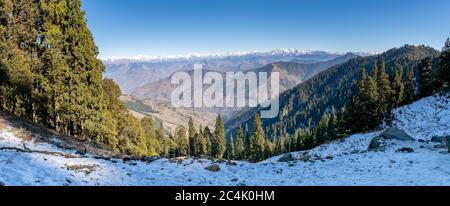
[[235, 126, 245, 160], [404, 69, 416, 105], [187, 117, 196, 156], [204, 126, 213, 157], [226, 135, 235, 160], [417, 57, 434, 97], [251, 114, 265, 162], [391, 66, 405, 108], [244, 125, 251, 160], [438, 39, 450, 86], [214, 115, 226, 159]]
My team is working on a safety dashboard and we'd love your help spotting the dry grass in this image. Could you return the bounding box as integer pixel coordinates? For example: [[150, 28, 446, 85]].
[[65, 164, 99, 175], [11, 127, 33, 142]]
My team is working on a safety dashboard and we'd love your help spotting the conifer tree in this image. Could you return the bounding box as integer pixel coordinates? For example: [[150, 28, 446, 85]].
[[418, 57, 434, 97], [188, 117, 196, 156], [315, 114, 330, 145], [174, 126, 188, 157], [438, 39, 450, 86], [391, 66, 405, 108], [251, 114, 265, 162], [226, 135, 235, 160], [404, 70, 416, 105], [244, 126, 251, 160], [204, 126, 213, 157], [214, 115, 226, 159], [235, 126, 245, 160]]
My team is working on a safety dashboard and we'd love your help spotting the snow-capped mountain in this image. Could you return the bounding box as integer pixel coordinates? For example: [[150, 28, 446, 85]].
[[101, 49, 359, 63], [103, 49, 370, 94]]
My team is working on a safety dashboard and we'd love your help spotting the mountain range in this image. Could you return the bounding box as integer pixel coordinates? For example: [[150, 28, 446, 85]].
[[103, 49, 369, 93], [225, 45, 440, 137]]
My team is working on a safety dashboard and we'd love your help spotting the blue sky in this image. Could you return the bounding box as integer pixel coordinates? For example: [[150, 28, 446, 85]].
[[82, 0, 450, 58]]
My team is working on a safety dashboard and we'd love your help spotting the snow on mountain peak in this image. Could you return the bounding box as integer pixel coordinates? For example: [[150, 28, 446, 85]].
[[100, 49, 349, 63]]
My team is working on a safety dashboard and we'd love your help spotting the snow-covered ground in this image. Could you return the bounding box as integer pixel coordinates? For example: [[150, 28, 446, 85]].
[[1, 95, 449, 186]]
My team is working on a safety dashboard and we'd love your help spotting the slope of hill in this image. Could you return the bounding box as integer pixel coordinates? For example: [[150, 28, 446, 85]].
[[104, 50, 345, 93], [131, 53, 357, 101], [225, 45, 440, 137], [121, 96, 217, 134], [1, 95, 449, 186]]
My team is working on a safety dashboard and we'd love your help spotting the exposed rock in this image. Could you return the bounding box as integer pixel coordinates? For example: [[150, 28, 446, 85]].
[[205, 164, 221, 172], [278, 153, 295, 162], [431, 136, 450, 147], [226, 161, 237, 166], [369, 136, 384, 151], [141, 156, 160, 163], [369, 128, 414, 151], [396, 147, 415, 153], [380, 128, 414, 141]]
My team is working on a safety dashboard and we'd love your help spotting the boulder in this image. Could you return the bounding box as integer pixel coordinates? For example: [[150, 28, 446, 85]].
[[396, 147, 415, 153], [205, 164, 221, 172], [369, 136, 383, 151], [226, 161, 237, 166], [278, 153, 295, 162], [141, 156, 160, 163], [431, 136, 450, 146], [380, 128, 414, 141]]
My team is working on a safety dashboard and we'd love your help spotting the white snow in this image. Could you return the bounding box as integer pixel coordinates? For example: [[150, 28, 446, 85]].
[[1, 95, 449, 186], [392, 94, 450, 141]]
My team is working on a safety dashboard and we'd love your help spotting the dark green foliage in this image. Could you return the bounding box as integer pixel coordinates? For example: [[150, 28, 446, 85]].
[[235, 126, 245, 160], [214, 115, 226, 159], [251, 114, 265, 162], [126, 99, 155, 114], [418, 57, 434, 97], [438, 40, 450, 86]]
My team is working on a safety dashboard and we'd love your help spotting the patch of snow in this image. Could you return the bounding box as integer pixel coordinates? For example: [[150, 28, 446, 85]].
[[393, 94, 450, 141]]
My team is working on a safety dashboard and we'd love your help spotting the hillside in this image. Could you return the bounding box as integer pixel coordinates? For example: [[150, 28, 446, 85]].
[[225, 45, 440, 137], [1, 94, 449, 186], [121, 96, 217, 134], [104, 50, 344, 94], [130, 53, 357, 101]]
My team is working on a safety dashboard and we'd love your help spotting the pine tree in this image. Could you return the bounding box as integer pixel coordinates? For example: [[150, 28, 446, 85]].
[[204, 126, 213, 157], [418, 57, 434, 97], [140, 117, 159, 156], [235, 126, 245, 160], [315, 113, 329, 145], [214, 115, 226, 159], [404, 70, 416, 105], [438, 39, 450, 87], [391, 66, 405, 108], [174, 126, 188, 157], [226, 135, 235, 160], [374, 60, 393, 122], [187, 117, 196, 156], [251, 114, 265, 162], [197, 125, 207, 156], [244, 125, 251, 160], [327, 109, 337, 141], [346, 69, 381, 133]]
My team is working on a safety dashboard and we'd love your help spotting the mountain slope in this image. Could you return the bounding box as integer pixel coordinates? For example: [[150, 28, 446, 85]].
[[1, 95, 449, 186], [225, 45, 440, 137], [104, 50, 345, 93], [131, 53, 357, 101]]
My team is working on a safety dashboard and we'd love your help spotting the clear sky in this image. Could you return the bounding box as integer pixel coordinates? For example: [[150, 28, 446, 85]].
[[81, 0, 450, 58]]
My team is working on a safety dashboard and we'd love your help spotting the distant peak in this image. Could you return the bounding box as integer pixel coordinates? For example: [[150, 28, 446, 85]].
[[100, 49, 355, 63]]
